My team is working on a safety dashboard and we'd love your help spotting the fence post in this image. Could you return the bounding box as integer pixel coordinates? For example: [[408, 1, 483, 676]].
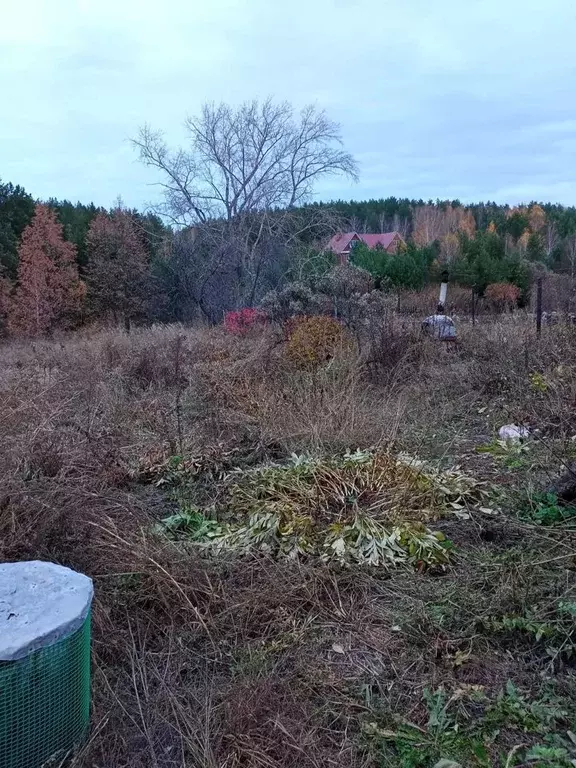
[[536, 277, 543, 338], [471, 287, 476, 326]]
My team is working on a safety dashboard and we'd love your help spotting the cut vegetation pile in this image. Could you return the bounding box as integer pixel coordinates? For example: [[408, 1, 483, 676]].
[[153, 450, 482, 567]]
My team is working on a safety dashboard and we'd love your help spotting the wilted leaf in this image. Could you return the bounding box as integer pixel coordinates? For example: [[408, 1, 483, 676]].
[[331, 643, 345, 654]]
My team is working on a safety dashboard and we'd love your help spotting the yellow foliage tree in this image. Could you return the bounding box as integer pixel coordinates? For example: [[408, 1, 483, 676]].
[[439, 232, 460, 263], [528, 204, 546, 233], [518, 229, 530, 253], [458, 209, 476, 238]]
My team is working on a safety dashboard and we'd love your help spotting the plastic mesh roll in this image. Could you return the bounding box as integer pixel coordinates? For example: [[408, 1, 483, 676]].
[[0, 613, 91, 768]]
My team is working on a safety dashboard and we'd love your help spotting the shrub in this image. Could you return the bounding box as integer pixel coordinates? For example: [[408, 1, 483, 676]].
[[285, 315, 351, 368], [224, 308, 267, 335], [315, 264, 373, 300], [484, 282, 521, 311], [260, 283, 330, 323]]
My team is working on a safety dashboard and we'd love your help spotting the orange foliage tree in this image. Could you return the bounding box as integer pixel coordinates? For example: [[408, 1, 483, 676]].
[[8, 204, 84, 336]]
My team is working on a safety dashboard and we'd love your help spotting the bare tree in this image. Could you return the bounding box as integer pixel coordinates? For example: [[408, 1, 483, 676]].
[[133, 99, 358, 227], [545, 220, 559, 257], [392, 213, 410, 239], [133, 100, 355, 319], [565, 234, 576, 280], [152, 207, 342, 322]]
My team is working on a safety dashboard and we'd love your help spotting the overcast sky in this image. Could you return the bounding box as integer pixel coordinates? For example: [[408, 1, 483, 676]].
[[2, 0, 576, 209]]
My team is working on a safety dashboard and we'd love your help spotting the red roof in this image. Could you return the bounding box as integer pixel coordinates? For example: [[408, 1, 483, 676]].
[[327, 231, 401, 253]]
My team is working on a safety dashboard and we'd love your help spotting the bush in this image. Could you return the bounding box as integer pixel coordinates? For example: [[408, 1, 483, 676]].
[[315, 264, 373, 299], [285, 315, 351, 368], [485, 282, 521, 311], [224, 308, 268, 335], [260, 283, 330, 323]]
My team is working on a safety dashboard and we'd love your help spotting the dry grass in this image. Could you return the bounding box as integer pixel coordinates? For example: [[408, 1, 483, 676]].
[[2, 315, 576, 766]]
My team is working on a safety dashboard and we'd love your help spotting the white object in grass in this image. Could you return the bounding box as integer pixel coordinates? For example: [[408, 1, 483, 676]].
[[498, 424, 529, 443]]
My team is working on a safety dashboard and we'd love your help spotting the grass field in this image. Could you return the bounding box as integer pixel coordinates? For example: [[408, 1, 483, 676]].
[[2, 314, 576, 767]]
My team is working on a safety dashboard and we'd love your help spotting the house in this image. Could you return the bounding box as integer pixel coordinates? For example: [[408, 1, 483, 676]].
[[327, 231, 405, 265]]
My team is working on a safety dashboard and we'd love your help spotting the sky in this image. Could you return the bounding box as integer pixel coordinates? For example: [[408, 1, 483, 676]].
[[2, 0, 576, 209]]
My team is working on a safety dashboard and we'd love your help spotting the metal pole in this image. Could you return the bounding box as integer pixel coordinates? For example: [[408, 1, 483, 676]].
[[536, 277, 543, 338]]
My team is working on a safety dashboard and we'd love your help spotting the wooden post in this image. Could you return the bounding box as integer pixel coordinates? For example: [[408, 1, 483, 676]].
[[536, 277, 543, 338], [471, 287, 476, 326]]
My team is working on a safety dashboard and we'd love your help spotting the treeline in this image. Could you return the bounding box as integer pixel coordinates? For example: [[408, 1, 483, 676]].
[[0, 178, 175, 336], [3, 172, 576, 338], [5, 96, 576, 337], [303, 198, 576, 275], [0, 180, 168, 279]]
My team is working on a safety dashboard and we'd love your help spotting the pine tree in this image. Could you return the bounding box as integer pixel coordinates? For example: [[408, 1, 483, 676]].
[[8, 204, 84, 336], [86, 208, 150, 326], [0, 270, 12, 336], [0, 179, 35, 277]]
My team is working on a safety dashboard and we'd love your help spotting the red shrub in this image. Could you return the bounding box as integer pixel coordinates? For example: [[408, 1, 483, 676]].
[[224, 308, 268, 335]]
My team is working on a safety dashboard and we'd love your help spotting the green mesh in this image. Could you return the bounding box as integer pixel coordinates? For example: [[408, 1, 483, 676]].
[[0, 612, 91, 768]]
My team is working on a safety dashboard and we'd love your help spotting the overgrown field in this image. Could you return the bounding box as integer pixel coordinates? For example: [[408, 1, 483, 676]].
[[2, 315, 576, 767]]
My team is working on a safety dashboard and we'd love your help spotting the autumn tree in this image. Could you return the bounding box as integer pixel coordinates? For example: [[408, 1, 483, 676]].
[[86, 208, 150, 326], [528, 204, 546, 233], [439, 232, 460, 263], [8, 204, 84, 336], [412, 204, 475, 246], [412, 205, 446, 245], [0, 270, 12, 336], [485, 282, 521, 312], [517, 229, 531, 255]]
